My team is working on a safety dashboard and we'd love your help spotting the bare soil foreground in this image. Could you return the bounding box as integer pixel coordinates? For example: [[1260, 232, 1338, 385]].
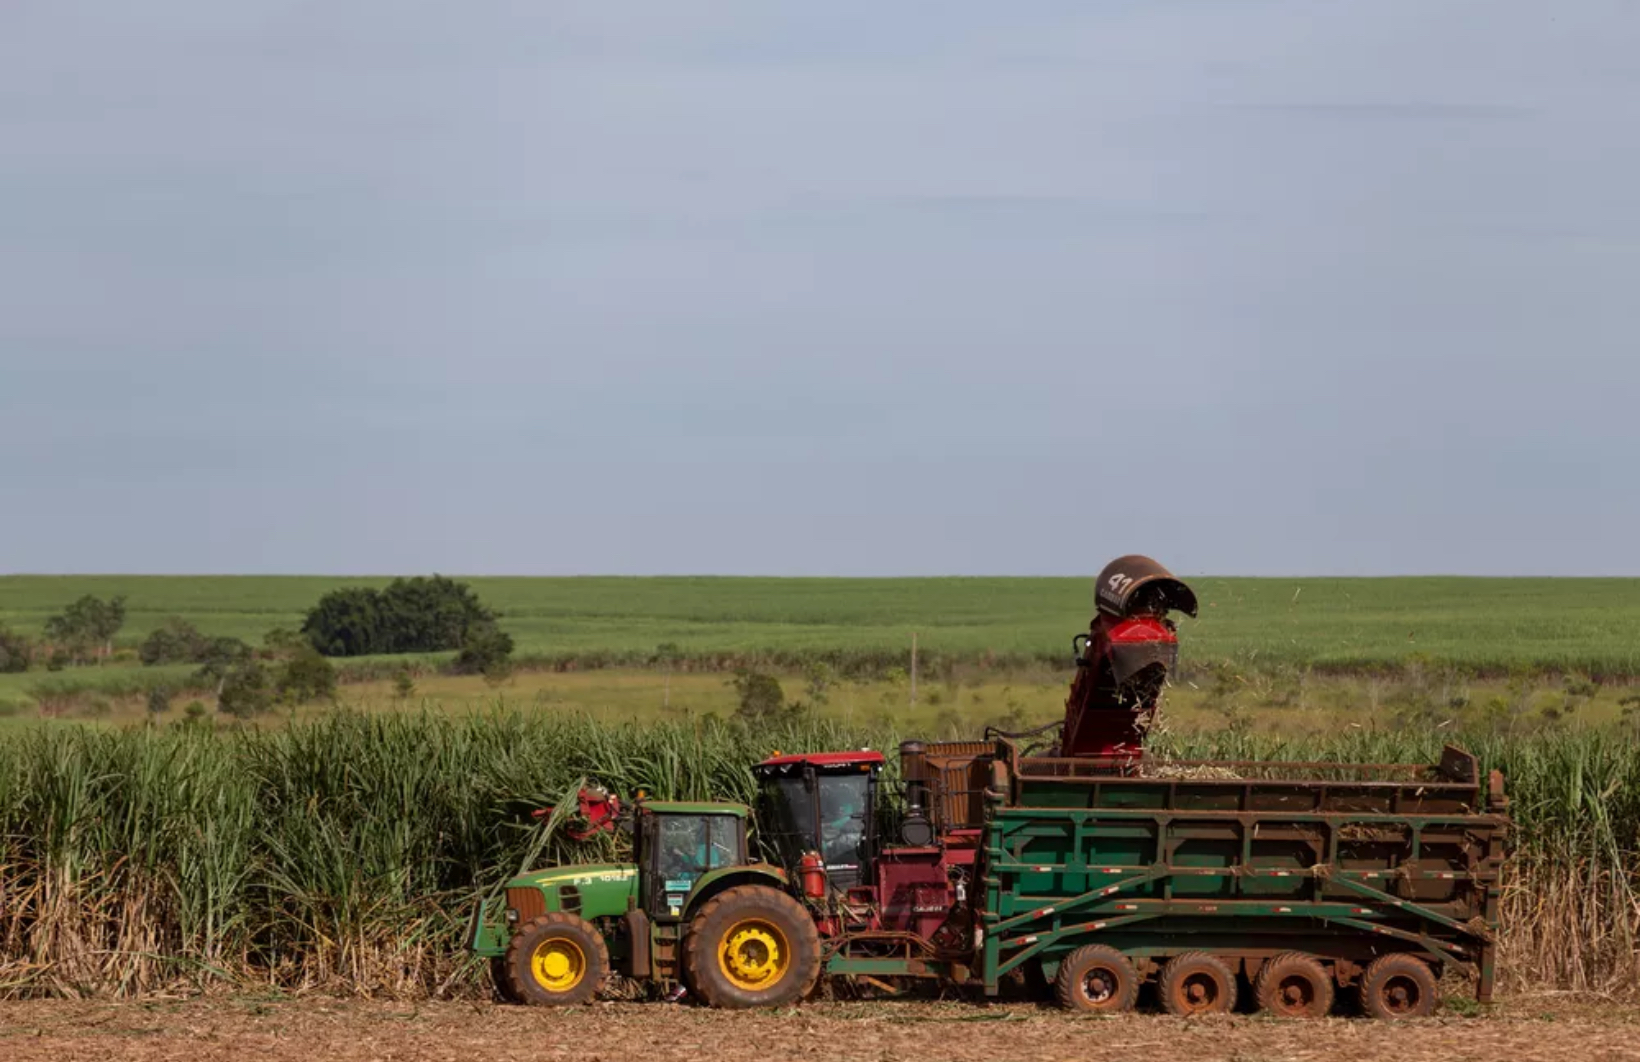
[[4, 999, 1640, 1062]]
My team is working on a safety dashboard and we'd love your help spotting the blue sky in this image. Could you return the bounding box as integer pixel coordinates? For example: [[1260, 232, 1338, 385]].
[[3, 2, 1636, 576]]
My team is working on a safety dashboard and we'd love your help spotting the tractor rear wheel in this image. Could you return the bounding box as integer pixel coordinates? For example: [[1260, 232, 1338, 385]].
[[1254, 952, 1334, 1018], [504, 912, 608, 1006], [1054, 945, 1140, 1014], [683, 885, 821, 1009], [1158, 952, 1238, 1016], [1359, 954, 1437, 1020]]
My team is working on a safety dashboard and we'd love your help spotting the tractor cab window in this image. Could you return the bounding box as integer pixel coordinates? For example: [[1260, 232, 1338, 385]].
[[651, 813, 744, 893]]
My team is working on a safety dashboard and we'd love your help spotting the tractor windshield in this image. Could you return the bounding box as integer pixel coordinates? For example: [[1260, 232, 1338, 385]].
[[653, 814, 743, 891]]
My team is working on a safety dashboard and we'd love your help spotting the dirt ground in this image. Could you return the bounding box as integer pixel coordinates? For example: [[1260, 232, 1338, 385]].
[[3, 998, 1639, 1062]]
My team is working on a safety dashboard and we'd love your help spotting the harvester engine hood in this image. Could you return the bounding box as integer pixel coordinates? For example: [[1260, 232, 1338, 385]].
[[1059, 556, 1197, 760]]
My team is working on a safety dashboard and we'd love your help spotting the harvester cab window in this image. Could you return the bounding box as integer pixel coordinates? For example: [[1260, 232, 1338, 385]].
[[755, 765, 876, 890], [817, 773, 869, 875]]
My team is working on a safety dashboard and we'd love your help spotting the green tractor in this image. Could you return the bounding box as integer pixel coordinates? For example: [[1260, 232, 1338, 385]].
[[468, 791, 821, 1008]]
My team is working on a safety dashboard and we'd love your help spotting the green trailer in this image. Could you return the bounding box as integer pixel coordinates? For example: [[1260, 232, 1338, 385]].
[[962, 738, 1510, 1016]]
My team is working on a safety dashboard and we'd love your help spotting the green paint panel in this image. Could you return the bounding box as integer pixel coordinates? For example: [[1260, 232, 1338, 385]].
[[642, 801, 749, 817]]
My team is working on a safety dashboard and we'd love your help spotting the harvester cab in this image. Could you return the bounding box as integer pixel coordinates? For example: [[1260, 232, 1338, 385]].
[[1057, 554, 1198, 759], [752, 751, 884, 894]]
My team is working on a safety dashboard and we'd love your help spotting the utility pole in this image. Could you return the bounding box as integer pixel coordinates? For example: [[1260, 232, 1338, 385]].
[[910, 632, 918, 708]]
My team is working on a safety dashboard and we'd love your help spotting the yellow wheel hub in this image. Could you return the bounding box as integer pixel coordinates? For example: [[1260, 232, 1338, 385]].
[[718, 919, 790, 991], [530, 937, 586, 992]]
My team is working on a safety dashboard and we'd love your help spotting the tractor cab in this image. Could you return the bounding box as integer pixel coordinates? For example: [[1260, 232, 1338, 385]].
[[752, 751, 884, 892], [634, 801, 750, 920]]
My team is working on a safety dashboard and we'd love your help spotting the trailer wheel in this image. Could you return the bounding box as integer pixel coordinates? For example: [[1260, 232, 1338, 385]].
[[1054, 945, 1140, 1014], [504, 912, 608, 1006], [684, 885, 821, 1009], [1254, 952, 1334, 1018], [1158, 952, 1237, 1016], [1359, 954, 1437, 1020]]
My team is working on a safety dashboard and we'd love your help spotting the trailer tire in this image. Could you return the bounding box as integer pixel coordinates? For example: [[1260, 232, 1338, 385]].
[[1359, 954, 1437, 1020], [1159, 952, 1237, 1016], [1254, 952, 1334, 1018], [1055, 945, 1140, 1014], [684, 885, 821, 1009], [504, 912, 608, 1006]]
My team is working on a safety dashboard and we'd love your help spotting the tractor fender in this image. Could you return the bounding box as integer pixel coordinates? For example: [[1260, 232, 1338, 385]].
[[684, 865, 792, 918]]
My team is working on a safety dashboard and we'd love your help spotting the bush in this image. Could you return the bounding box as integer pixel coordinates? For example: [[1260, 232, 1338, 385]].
[[450, 623, 515, 678], [277, 648, 337, 704], [146, 686, 172, 715], [139, 618, 212, 665], [0, 625, 31, 673], [301, 576, 499, 657]]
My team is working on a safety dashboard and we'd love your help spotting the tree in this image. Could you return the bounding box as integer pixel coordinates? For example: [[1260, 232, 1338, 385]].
[[731, 669, 787, 721], [193, 637, 255, 696], [217, 661, 274, 718], [301, 587, 385, 656], [0, 625, 31, 674], [450, 622, 515, 678], [139, 618, 211, 666], [378, 576, 496, 653], [146, 686, 172, 716], [276, 647, 337, 704], [44, 594, 127, 664], [262, 627, 311, 659]]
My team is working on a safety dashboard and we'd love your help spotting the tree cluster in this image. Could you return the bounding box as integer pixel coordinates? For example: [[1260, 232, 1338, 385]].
[[43, 594, 127, 664], [140, 618, 217, 665], [200, 634, 338, 719], [301, 576, 504, 658], [0, 625, 31, 674]]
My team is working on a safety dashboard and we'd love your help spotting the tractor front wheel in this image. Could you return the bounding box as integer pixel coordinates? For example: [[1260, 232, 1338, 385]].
[[683, 885, 821, 1009], [504, 912, 609, 1006]]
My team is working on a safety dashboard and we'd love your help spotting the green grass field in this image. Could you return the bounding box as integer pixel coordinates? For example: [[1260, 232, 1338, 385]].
[[4, 574, 1639, 676]]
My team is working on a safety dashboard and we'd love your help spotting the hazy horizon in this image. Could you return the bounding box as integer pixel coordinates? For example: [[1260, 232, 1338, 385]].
[[5, 3, 1636, 578]]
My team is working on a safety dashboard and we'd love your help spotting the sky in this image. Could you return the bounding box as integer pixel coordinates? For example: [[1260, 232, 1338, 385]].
[[2, 2, 1637, 577]]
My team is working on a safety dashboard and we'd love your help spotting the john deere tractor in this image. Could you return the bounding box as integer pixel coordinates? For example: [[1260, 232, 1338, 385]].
[[468, 793, 821, 1008]]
